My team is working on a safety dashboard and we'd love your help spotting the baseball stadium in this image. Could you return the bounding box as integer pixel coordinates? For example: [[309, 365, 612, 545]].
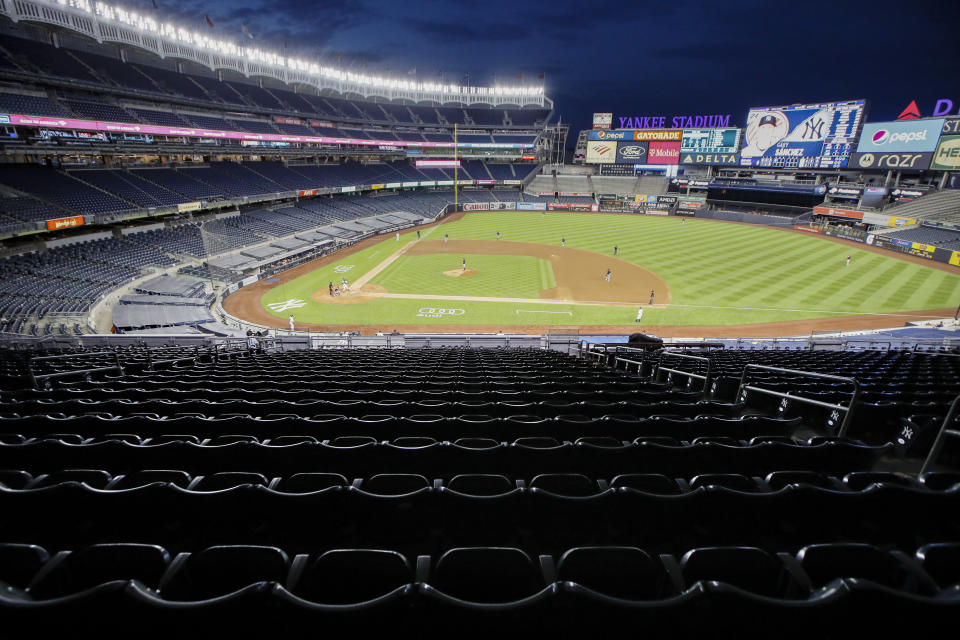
[[1, 0, 960, 635]]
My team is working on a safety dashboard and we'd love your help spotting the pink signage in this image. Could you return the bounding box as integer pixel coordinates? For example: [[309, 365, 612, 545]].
[[5, 114, 533, 149]]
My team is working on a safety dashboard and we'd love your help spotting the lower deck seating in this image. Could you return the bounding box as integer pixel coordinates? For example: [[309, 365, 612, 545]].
[[0, 346, 957, 632]]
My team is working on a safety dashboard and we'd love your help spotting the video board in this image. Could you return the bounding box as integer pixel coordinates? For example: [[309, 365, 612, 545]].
[[740, 99, 867, 169], [681, 128, 741, 154]]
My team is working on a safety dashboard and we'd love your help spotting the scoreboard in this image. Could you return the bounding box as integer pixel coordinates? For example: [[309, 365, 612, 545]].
[[680, 128, 741, 155], [740, 99, 867, 169]]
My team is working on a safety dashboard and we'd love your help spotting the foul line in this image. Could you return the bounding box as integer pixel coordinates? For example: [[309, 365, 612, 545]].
[[377, 293, 637, 306], [663, 303, 947, 318], [352, 226, 437, 289], [516, 309, 573, 316], [366, 293, 946, 319]]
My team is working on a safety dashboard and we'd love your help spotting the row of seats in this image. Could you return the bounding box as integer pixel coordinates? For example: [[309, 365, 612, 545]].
[[2, 543, 957, 603], [3, 469, 954, 494], [0, 438, 888, 475]]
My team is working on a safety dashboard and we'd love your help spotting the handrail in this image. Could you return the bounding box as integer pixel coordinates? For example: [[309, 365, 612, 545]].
[[30, 365, 125, 389], [919, 392, 960, 476], [736, 364, 861, 437], [655, 350, 711, 390]]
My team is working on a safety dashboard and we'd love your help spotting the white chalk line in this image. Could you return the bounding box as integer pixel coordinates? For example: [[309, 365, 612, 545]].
[[516, 309, 573, 316]]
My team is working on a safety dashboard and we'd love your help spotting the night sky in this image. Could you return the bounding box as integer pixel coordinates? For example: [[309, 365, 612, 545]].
[[145, 0, 958, 134]]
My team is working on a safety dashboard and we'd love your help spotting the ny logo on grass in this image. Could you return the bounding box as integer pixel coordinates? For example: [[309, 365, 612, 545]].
[[334, 265, 354, 273], [267, 299, 307, 312]]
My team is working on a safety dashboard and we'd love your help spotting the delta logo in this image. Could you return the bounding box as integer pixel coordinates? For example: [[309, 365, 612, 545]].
[[897, 99, 958, 120]]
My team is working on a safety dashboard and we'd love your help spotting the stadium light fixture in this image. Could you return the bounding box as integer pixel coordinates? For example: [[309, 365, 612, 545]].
[[45, 0, 545, 100]]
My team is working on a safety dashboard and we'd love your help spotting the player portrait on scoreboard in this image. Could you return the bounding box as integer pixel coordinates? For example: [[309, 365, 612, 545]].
[[742, 110, 789, 158]]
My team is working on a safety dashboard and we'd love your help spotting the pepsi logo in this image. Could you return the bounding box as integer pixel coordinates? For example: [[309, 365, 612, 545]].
[[872, 130, 889, 144]]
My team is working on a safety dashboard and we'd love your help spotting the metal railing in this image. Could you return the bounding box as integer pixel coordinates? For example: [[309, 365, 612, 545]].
[[27, 350, 126, 389], [655, 351, 711, 390], [919, 393, 960, 476], [736, 364, 861, 437]]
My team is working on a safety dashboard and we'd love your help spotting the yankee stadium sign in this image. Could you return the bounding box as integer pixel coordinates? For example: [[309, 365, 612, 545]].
[[617, 114, 733, 129]]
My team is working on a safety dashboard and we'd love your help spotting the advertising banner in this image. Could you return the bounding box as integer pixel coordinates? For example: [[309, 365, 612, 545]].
[[588, 130, 633, 141], [849, 151, 934, 171], [677, 196, 706, 210], [415, 159, 461, 168], [503, 179, 524, 185], [489, 202, 515, 210], [931, 135, 960, 171], [616, 141, 649, 163], [680, 128, 742, 154], [794, 225, 822, 234], [740, 99, 866, 169], [475, 180, 495, 185], [812, 206, 864, 220], [634, 130, 683, 142], [862, 212, 891, 226], [547, 203, 598, 212], [370, 184, 385, 190], [3, 114, 535, 150], [386, 182, 403, 188], [593, 112, 613, 129], [463, 203, 489, 211], [177, 202, 202, 213], [951, 251, 960, 267], [559, 192, 593, 197], [46, 216, 84, 231], [856, 119, 944, 153], [648, 140, 681, 165], [516, 202, 547, 211], [598, 163, 637, 176], [341, 186, 357, 192], [586, 140, 618, 164], [419, 181, 436, 187], [298, 189, 317, 197], [680, 152, 739, 165], [401, 182, 418, 188], [273, 116, 302, 125]]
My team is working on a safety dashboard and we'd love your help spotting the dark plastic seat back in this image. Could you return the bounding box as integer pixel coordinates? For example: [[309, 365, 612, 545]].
[[558, 546, 662, 599]]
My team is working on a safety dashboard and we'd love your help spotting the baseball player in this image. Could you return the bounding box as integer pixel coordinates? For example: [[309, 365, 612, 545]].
[[605, 268, 611, 282], [288, 314, 295, 331], [846, 255, 851, 267], [613, 245, 618, 256], [561, 237, 565, 247], [635, 306, 643, 323], [649, 289, 655, 305], [444, 233, 449, 243], [496, 231, 500, 240], [462, 258, 466, 271], [395, 232, 399, 242]]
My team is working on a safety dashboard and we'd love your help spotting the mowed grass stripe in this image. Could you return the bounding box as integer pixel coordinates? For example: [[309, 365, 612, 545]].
[[803, 254, 890, 308], [881, 268, 934, 309], [695, 239, 829, 303], [256, 212, 960, 327], [925, 273, 960, 308]]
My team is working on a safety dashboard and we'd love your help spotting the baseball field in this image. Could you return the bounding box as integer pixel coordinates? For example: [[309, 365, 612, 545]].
[[223, 211, 960, 336]]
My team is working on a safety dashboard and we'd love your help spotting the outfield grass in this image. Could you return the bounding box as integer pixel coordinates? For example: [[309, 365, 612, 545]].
[[258, 212, 960, 328]]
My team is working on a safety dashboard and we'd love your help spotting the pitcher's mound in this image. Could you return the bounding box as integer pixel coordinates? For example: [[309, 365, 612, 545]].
[[444, 268, 478, 277]]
